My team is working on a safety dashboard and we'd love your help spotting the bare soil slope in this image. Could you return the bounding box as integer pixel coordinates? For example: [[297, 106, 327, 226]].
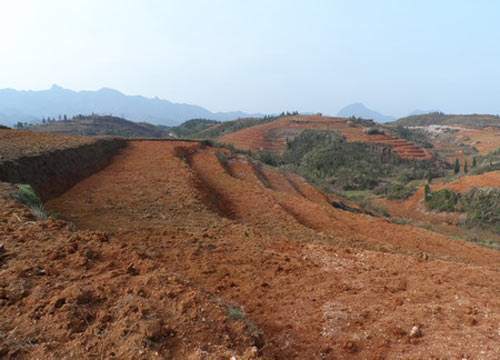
[[32, 141, 500, 358], [219, 115, 433, 160], [0, 129, 97, 161]]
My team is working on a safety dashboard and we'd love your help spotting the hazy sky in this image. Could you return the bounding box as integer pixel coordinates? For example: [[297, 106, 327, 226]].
[[1, 0, 499, 117]]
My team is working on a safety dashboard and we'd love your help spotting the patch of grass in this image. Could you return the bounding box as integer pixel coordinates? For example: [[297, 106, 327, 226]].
[[374, 182, 417, 200], [391, 217, 412, 225], [342, 190, 373, 202], [358, 199, 390, 218], [227, 305, 246, 321], [13, 184, 48, 219]]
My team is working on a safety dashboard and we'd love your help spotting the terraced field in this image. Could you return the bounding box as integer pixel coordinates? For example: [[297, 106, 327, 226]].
[[219, 115, 433, 160]]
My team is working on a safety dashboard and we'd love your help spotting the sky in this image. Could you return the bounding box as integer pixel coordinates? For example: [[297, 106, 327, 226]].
[[1, 0, 499, 117]]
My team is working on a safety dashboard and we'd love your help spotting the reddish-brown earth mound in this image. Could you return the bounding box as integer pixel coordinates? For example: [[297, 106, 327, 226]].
[[0, 129, 98, 161], [219, 115, 433, 160], [20, 141, 497, 359]]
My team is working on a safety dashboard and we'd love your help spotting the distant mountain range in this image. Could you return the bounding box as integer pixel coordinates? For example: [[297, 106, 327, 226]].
[[337, 103, 395, 123], [0, 85, 260, 126]]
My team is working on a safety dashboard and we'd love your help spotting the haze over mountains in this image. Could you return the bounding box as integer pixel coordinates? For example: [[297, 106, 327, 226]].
[[337, 102, 396, 123], [0, 85, 260, 126], [0, 85, 465, 127]]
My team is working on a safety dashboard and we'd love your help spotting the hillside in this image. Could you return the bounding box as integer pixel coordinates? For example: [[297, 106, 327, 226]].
[[376, 171, 500, 248], [194, 117, 280, 138], [219, 115, 433, 160], [169, 118, 220, 138], [29, 115, 171, 138], [0, 85, 259, 126], [392, 112, 500, 128], [0, 132, 499, 358]]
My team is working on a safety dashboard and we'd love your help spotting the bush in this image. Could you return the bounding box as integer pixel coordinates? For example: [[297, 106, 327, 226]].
[[460, 188, 500, 232], [255, 151, 282, 167], [374, 182, 417, 200], [364, 127, 384, 135], [425, 189, 460, 212], [471, 148, 500, 175]]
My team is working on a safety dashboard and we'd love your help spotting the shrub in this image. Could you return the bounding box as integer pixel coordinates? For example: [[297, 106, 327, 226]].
[[364, 127, 384, 135], [471, 148, 500, 175], [460, 188, 500, 232], [227, 306, 246, 320], [13, 184, 47, 219], [255, 151, 282, 167], [375, 182, 417, 200], [425, 189, 460, 212]]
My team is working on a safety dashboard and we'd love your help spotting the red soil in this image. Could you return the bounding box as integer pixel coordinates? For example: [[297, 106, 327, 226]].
[[219, 116, 433, 160], [0, 129, 97, 161], [0, 182, 261, 359], [29, 141, 500, 359], [455, 127, 500, 155], [375, 171, 500, 243]]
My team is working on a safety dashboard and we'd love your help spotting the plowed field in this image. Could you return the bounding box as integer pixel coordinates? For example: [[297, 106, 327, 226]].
[[23, 141, 498, 359]]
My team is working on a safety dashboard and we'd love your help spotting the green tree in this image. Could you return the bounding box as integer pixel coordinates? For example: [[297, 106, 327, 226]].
[[427, 171, 433, 183], [454, 159, 460, 174], [424, 184, 431, 201], [464, 160, 468, 174], [472, 156, 477, 168]]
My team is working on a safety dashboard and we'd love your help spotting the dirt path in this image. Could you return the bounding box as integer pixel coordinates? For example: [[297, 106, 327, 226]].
[[45, 141, 500, 359]]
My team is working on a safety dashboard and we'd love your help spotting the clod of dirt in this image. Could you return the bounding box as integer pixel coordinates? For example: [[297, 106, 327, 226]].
[[127, 263, 140, 276], [410, 325, 422, 338]]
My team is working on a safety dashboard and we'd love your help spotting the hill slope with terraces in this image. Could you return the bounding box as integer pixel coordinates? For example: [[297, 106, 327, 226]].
[[1, 132, 499, 358], [219, 115, 433, 160], [392, 112, 500, 128]]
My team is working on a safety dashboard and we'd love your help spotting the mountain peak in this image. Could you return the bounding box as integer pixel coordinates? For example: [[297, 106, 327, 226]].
[[338, 102, 395, 123], [98, 87, 123, 95], [50, 84, 65, 91]]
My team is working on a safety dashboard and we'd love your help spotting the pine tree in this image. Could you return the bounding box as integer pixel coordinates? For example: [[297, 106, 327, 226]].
[[464, 160, 468, 174], [472, 157, 477, 168], [427, 171, 433, 183], [454, 159, 460, 174]]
